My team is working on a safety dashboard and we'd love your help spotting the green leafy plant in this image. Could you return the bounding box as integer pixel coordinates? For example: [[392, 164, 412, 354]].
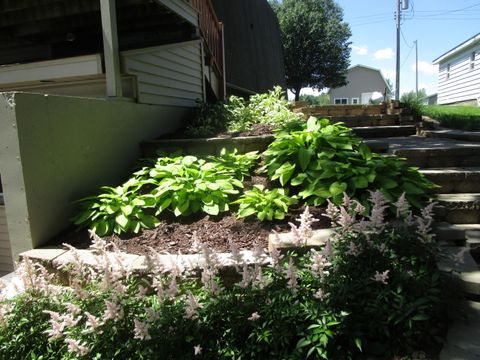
[[207, 149, 259, 181], [226, 86, 303, 132], [234, 185, 297, 221], [263, 117, 437, 207], [184, 100, 229, 138], [422, 105, 480, 131], [71, 179, 159, 236], [148, 155, 243, 217]]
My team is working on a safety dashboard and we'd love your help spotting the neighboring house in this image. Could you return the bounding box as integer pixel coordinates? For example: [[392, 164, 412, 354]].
[[329, 65, 390, 105], [433, 32, 480, 105]]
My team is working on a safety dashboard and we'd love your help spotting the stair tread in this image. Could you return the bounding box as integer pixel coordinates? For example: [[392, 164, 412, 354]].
[[421, 167, 480, 174], [435, 194, 480, 202]]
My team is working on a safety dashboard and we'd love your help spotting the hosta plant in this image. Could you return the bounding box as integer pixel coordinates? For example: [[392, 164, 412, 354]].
[[207, 148, 259, 181], [72, 179, 159, 236], [263, 117, 437, 207], [148, 155, 243, 216], [234, 185, 298, 221]]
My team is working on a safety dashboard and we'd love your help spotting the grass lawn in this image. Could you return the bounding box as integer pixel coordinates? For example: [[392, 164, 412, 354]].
[[422, 105, 480, 131]]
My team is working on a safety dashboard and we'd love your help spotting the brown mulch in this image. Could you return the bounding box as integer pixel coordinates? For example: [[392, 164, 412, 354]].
[[50, 206, 330, 256]]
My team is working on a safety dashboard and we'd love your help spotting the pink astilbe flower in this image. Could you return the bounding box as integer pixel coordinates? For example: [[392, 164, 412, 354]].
[[289, 206, 318, 246], [238, 263, 253, 289], [415, 202, 436, 243], [394, 193, 410, 218], [308, 249, 331, 278], [324, 199, 340, 225], [190, 231, 202, 253], [346, 241, 362, 256], [371, 270, 390, 285], [133, 319, 151, 341], [229, 241, 243, 271], [65, 302, 81, 316], [269, 243, 284, 271], [338, 206, 356, 229], [354, 200, 366, 215], [43, 310, 65, 340], [64, 338, 90, 357], [313, 289, 329, 301], [194, 345, 202, 356], [167, 276, 179, 299], [253, 242, 266, 264], [201, 268, 220, 295], [82, 311, 103, 335], [285, 258, 298, 291], [102, 299, 124, 322], [368, 190, 389, 232], [185, 292, 203, 319], [248, 312, 261, 321], [145, 307, 160, 323], [137, 284, 148, 299]]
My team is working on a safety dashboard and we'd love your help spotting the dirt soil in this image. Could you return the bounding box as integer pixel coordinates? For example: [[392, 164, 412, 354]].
[[51, 206, 330, 256]]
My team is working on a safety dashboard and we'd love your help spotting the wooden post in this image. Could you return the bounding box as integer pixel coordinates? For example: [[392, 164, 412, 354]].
[[100, 0, 122, 97]]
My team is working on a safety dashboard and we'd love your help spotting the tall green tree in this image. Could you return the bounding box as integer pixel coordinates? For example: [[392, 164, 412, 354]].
[[271, 0, 351, 101]]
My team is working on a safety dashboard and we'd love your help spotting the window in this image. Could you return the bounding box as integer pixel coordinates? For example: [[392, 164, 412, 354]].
[[446, 63, 451, 79], [334, 98, 348, 105], [351, 97, 359, 105], [471, 52, 476, 70]]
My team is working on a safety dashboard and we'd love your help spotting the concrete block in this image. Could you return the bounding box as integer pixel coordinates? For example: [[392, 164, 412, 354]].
[[19, 247, 68, 264], [268, 228, 334, 252]]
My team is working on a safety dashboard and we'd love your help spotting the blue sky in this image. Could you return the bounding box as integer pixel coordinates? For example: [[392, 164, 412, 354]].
[[300, 0, 480, 97]]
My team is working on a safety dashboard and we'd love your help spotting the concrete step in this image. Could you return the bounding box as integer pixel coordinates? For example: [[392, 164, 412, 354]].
[[421, 167, 480, 194], [437, 246, 480, 297], [352, 125, 417, 139], [434, 222, 480, 247], [445, 323, 480, 357], [328, 114, 400, 127], [440, 344, 480, 360], [392, 146, 480, 168], [423, 129, 480, 143], [434, 194, 480, 224]]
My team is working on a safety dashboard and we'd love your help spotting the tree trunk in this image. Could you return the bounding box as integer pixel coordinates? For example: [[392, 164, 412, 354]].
[[294, 87, 301, 102]]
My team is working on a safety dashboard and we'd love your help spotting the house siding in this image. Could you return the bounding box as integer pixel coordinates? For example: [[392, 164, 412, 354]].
[[0, 198, 14, 276], [329, 67, 388, 105], [437, 44, 480, 105], [122, 40, 204, 107]]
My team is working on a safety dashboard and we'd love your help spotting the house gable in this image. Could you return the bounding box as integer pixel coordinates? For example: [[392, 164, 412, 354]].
[[329, 65, 389, 105], [433, 34, 480, 105]]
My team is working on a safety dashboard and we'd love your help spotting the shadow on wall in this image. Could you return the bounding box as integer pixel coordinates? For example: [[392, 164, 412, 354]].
[[0, 92, 192, 259]]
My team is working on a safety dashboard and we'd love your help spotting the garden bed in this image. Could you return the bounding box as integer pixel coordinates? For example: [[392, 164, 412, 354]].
[[50, 206, 330, 256]]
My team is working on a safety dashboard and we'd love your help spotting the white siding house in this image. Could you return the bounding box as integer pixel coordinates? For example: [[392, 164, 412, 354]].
[[433, 33, 480, 105], [329, 65, 390, 105], [0, 195, 14, 275]]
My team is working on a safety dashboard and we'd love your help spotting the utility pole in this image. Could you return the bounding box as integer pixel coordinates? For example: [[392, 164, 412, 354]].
[[395, 0, 409, 101], [415, 40, 418, 98]]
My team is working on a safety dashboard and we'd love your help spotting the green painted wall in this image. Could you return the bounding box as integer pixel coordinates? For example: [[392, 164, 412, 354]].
[[0, 92, 190, 259]]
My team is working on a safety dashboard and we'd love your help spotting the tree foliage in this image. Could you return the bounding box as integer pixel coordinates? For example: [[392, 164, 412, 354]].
[[271, 0, 351, 100]]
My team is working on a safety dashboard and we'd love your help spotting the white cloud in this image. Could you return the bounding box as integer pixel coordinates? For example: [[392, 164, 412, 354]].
[[381, 68, 396, 80], [374, 48, 395, 60], [352, 45, 368, 56], [411, 61, 438, 75]]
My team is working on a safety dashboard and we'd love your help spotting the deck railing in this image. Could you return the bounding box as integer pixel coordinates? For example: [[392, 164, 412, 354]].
[[191, 0, 224, 81]]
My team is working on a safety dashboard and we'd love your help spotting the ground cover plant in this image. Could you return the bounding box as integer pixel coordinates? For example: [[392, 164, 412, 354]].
[[0, 192, 448, 359], [422, 105, 480, 131]]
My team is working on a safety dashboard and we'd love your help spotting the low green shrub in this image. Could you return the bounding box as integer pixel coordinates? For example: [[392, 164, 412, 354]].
[[226, 86, 303, 133], [263, 117, 437, 208], [234, 185, 298, 221], [185, 100, 230, 138], [422, 105, 480, 131], [401, 91, 423, 116], [1, 192, 447, 359]]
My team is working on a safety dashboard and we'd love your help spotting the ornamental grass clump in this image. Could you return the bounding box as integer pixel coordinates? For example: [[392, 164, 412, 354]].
[[1, 192, 447, 359]]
